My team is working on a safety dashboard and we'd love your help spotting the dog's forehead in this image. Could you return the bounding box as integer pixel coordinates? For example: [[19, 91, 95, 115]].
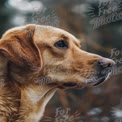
[[2, 24, 80, 47], [34, 25, 80, 44]]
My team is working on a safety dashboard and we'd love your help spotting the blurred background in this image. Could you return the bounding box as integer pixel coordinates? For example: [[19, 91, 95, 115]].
[[0, 0, 122, 122]]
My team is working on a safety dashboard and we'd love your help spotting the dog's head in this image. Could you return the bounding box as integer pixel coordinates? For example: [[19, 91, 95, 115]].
[[0, 24, 115, 88]]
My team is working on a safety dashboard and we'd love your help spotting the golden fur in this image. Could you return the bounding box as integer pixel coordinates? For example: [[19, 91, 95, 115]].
[[0, 24, 115, 121]]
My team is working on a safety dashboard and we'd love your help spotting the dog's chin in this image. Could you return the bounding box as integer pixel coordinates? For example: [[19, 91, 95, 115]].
[[87, 72, 111, 87], [91, 76, 106, 86]]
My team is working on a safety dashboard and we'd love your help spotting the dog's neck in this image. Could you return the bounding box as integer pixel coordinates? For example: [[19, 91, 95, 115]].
[[0, 80, 57, 122], [0, 55, 57, 121], [19, 84, 57, 122]]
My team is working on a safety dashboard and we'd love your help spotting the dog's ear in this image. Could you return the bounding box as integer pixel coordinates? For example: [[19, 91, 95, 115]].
[[0, 25, 41, 70]]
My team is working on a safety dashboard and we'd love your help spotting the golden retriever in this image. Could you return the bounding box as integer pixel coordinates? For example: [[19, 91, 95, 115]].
[[0, 24, 115, 122]]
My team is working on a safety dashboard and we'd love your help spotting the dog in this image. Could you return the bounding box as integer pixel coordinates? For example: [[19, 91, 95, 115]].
[[0, 24, 115, 122]]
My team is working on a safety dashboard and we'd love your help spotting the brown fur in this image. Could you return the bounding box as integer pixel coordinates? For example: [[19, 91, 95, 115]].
[[0, 24, 114, 122]]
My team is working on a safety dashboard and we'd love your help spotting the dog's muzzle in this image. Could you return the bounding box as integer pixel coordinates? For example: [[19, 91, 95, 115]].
[[89, 57, 116, 86]]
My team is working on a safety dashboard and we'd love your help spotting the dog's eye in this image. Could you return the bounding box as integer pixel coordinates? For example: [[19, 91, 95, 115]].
[[54, 40, 68, 49]]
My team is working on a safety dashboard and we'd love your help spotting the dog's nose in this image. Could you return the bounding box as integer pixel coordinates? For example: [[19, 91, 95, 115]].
[[98, 58, 115, 68]]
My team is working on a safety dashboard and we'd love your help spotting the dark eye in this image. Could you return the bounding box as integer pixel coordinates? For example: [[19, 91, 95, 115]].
[[54, 40, 68, 49]]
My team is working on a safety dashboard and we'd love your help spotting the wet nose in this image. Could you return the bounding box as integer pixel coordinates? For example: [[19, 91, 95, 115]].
[[98, 58, 116, 68]]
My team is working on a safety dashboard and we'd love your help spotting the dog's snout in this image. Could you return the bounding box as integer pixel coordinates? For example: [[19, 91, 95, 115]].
[[97, 58, 115, 68]]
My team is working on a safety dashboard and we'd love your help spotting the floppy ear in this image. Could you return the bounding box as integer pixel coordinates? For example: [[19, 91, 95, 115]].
[[0, 25, 41, 69], [0, 26, 42, 84]]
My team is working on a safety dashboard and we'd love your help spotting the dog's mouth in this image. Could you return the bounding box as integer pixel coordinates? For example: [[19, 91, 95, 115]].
[[58, 82, 77, 89], [58, 82, 85, 89], [63, 82, 77, 87], [86, 67, 112, 86], [86, 75, 107, 86], [59, 74, 110, 89], [57, 65, 114, 89]]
